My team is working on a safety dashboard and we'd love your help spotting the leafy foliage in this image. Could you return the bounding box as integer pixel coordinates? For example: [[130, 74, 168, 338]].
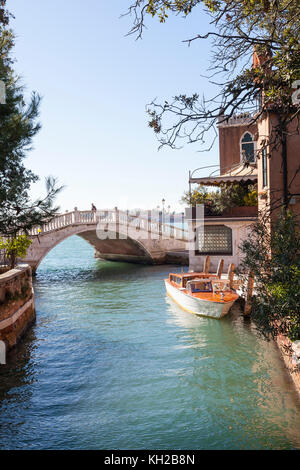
[[0, 234, 32, 269], [126, 1, 300, 153], [181, 183, 257, 213], [181, 185, 216, 206], [238, 211, 300, 341], [0, 1, 11, 27], [243, 189, 258, 207]]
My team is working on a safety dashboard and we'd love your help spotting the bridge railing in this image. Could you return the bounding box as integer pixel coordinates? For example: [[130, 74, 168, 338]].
[[116, 210, 188, 241], [28, 209, 189, 241], [29, 210, 97, 235]]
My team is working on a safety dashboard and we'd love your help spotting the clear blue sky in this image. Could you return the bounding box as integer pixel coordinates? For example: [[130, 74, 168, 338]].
[[11, 0, 219, 212]]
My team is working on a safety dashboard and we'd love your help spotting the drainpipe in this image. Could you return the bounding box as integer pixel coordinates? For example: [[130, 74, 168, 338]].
[[280, 119, 289, 212]]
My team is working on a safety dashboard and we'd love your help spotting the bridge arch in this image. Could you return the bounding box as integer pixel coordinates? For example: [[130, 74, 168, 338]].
[[22, 209, 188, 272], [24, 225, 155, 272]]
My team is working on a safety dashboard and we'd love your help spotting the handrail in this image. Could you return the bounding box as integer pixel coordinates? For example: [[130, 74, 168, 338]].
[[27, 209, 189, 241]]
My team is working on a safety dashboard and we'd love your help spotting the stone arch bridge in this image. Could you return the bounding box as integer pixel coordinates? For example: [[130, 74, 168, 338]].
[[23, 208, 189, 272]]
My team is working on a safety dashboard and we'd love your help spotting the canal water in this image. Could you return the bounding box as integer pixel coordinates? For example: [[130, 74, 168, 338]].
[[0, 235, 300, 450]]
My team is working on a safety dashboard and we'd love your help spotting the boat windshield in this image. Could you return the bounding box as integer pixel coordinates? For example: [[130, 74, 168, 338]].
[[187, 280, 212, 293], [182, 276, 201, 288]]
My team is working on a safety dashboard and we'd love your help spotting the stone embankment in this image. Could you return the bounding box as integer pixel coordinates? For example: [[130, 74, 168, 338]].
[[276, 335, 300, 397], [0, 264, 35, 363]]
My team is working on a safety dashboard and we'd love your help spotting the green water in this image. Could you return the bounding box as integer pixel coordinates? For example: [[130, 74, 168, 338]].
[[0, 235, 300, 449]]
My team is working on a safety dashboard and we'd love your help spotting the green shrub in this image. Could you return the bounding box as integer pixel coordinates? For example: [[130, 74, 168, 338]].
[[181, 183, 258, 213], [0, 235, 32, 269], [238, 210, 300, 341]]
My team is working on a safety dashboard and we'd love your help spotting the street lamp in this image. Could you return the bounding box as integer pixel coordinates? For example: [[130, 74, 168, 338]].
[[162, 199, 165, 223]]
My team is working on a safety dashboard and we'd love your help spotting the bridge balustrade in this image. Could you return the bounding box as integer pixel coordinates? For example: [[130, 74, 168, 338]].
[[26, 209, 189, 241]]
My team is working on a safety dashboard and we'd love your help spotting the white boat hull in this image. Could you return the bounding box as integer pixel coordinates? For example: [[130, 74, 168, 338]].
[[165, 281, 235, 319]]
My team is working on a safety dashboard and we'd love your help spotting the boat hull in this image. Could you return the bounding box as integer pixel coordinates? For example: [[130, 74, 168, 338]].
[[165, 280, 235, 319]]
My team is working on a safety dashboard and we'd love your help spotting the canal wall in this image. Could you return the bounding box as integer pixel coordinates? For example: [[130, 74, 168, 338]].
[[276, 334, 300, 397], [0, 264, 35, 359]]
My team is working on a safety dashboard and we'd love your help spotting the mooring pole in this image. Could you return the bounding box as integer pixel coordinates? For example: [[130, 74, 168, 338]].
[[244, 272, 254, 316], [0, 340, 6, 365]]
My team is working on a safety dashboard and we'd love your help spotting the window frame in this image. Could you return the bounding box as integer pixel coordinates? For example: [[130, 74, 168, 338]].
[[240, 132, 256, 164]]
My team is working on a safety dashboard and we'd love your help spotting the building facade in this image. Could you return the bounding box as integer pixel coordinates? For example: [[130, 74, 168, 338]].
[[188, 48, 300, 273], [188, 113, 259, 272], [256, 113, 300, 217]]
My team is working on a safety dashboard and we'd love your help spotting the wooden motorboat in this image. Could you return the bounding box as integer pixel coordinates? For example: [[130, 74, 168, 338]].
[[165, 271, 239, 319]]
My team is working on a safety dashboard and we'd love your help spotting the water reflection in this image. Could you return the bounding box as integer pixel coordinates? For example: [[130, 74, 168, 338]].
[[0, 326, 38, 448], [166, 296, 300, 449], [0, 327, 37, 401]]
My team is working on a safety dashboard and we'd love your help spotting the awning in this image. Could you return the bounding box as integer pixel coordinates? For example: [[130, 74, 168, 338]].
[[189, 174, 258, 187]]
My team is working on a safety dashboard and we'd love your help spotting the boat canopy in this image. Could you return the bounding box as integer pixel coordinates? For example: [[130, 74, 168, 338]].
[[169, 272, 219, 288]]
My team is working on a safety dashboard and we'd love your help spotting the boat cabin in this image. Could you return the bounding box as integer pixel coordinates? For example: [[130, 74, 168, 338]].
[[169, 273, 233, 295], [186, 278, 232, 295], [168, 272, 221, 289], [168, 273, 214, 289]]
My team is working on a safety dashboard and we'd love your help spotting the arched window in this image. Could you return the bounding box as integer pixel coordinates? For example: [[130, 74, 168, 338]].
[[241, 132, 255, 163]]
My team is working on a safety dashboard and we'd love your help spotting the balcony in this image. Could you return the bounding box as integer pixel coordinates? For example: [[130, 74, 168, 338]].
[[189, 163, 258, 221], [189, 162, 258, 187]]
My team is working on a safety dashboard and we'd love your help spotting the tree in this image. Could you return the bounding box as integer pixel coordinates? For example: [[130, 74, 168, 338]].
[[0, 1, 11, 27], [0, 234, 32, 269], [0, 15, 63, 241], [238, 210, 300, 342], [181, 182, 257, 212], [181, 186, 216, 207], [126, 1, 300, 210]]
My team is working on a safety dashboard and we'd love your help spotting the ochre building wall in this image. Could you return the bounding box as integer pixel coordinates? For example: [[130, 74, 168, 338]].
[[219, 123, 258, 174]]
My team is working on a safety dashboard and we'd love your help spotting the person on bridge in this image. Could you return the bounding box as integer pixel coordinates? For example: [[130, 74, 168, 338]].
[[91, 203, 97, 211]]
